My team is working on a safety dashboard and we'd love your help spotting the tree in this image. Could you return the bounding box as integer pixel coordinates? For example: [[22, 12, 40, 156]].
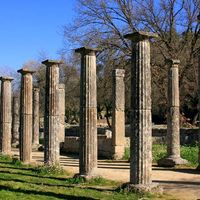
[[63, 0, 200, 124]]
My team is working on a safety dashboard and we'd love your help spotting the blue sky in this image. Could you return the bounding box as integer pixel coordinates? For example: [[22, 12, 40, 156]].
[[0, 0, 76, 70]]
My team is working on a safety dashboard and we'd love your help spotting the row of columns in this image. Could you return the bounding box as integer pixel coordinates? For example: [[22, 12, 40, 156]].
[[0, 30, 199, 191]]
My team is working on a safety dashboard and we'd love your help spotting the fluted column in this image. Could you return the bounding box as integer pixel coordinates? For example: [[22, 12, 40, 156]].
[[124, 31, 159, 192], [58, 84, 65, 143], [75, 47, 98, 178], [197, 12, 200, 171], [0, 76, 13, 155], [42, 60, 61, 165], [112, 69, 125, 159], [32, 88, 40, 148], [11, 96, 20, 147], [158, 60, 188, 167], [18, 68, 35, 164]]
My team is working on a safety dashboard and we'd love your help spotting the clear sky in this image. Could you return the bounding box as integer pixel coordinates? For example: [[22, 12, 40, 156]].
[[0, 0, 76, 71]]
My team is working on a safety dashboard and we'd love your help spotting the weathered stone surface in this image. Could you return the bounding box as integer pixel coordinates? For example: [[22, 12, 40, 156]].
[[197, 48, 200, 170], [42, 60, 62, 165], [18, 68, 35, 164], [58, 84, 65, 143], [11, 96, 20, 147], [158, 60, 188, 167], [32, 88, 40, 148], [0, 76, 13, 155], [75, 47, 98, 178], [124, 31, 160, 192], [112, 69, 125, 159]]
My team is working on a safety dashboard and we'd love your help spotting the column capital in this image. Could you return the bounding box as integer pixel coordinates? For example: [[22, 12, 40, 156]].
[[75, 46, 99, 55], [17, 68, 35, 75], [112, 69, 125, 77], [124, 31, 158, 42], [167, 59, 180, 67], [42, 59, 63, 67], [0, 76, 14, 82]]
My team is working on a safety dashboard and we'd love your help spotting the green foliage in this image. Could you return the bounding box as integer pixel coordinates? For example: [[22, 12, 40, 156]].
[[152, 144, 167, 163], [34, 164, 64, 176], [66, 176, 85, 184], [181, 145, 199, 167], [123, 144, 198, 167], [0, 154, 12, 162], [123, 147, 131, 160], [11, 157, 22, 167]]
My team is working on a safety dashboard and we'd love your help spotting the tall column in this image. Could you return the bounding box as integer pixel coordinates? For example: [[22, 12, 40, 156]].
[[18, 68, 35, 164], [197, 52, 200, 170], [124, 32, 159, 192], [197, 12, 200, 171], [75, 47, 98, 178], [158, 60, 188, 167], [112, 69, 125, 159], [42, 60, 61, 165], [11, 96, 20, 147], [0, 77, 13, 155], [32, 88, 40, 148], [58, 84, 65, 143], [197, 50, 200, 170]]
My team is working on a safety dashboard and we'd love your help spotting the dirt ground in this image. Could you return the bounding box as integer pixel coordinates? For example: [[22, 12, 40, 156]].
[[12, 149, 200, 200]]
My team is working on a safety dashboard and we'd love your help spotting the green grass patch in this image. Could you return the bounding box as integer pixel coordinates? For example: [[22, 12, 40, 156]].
[[34, 164, 65, 176], [123, 144, 199, 167], [0, 155, 170, 200]]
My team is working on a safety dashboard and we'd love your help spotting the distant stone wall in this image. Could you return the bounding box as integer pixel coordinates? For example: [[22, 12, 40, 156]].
[[63, 125, 199, 145], [63, 135, 113, 158], [62, 125, 199, 158]]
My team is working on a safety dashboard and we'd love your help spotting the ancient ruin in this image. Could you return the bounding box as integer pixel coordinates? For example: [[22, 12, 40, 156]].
[[33, 87, 40, 149], [112, 69, 125, 159], [158, 60, 188, 167], [124, 31, 159, 192], [18, 68, 35, 164], [75, 47, 98, 178], [42, 60, 61, 165], [0, 76, 13, 155]]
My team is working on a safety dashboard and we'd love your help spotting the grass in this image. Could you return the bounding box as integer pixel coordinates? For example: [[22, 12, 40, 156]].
[[123, 144, 199, 167], [0, 155, 171, 200]]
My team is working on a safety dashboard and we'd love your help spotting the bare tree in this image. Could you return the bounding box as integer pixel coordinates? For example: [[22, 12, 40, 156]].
[[63, 0, 200, 123]]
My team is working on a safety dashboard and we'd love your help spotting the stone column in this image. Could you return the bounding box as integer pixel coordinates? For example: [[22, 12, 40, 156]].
[[0, 76, 13, 155], [18, 68, 35, 164], [11, 96, 20, 147], [32, 88, 40, 149], [75, 47, 98, 178], [124, 32, 159, 192], [42, 60, 61, 165], [112, 69, 125, 159], [58, 84, 65, 144], [158, 60, 188, 167], [197, 13, 200, 171]]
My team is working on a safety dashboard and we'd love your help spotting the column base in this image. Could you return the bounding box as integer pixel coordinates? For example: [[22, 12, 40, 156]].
[[120, 182, 163, 194], [73, 172, 98, 181], [21, 159, 32, 165], [76, 167, 98, 180], [112, 145, 125, 160], [157, 156, 188, 167], [32, 144, 41, 151]]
